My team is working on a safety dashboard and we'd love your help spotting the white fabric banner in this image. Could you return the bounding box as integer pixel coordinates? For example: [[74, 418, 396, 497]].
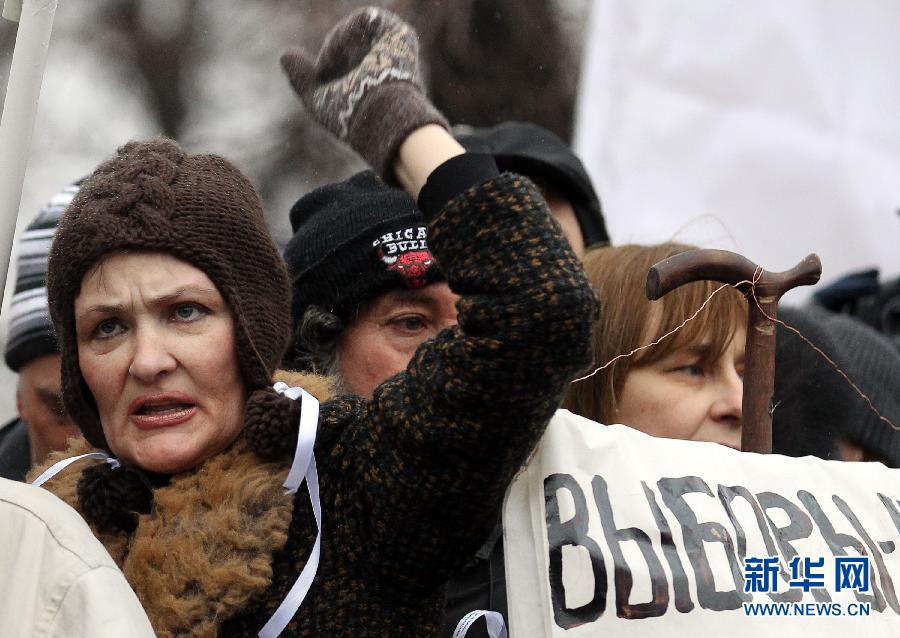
[[574, 1, 900, 299], [503, 411, 900, 636]]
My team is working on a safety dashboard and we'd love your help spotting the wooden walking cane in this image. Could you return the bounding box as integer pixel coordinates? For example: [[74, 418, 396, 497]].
[[646, 250, 822, 454]]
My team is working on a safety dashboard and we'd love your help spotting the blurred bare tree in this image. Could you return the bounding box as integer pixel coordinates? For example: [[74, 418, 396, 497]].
[[403, 0, 581, 142], [100, 1, 199, 138], [1, 0, 590, 244]]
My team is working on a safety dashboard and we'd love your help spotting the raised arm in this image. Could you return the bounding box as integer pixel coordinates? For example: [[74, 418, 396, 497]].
[[281, 6, 598, 591], [393, 124, 464, 199]]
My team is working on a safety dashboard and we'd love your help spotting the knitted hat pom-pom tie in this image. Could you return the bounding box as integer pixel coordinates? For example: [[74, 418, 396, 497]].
[[77, 462, 154, 534], [244, 387, 302, 460]]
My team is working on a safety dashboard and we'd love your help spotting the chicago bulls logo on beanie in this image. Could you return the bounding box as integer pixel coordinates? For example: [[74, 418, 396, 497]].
[[284, 170, 443, 324], [373, 225, 433, 288]]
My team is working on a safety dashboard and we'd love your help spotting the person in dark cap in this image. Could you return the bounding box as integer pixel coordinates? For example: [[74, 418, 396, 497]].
[[283, 122, 608, 394], [283, 171, 452, 397], [0, 184, 80, 481], [773, 305, 900, 466], [283, 119, 605, 638], [455, 120, 609, 255]]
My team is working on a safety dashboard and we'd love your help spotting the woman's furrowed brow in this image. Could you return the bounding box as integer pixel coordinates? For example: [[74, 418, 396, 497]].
[[151, 287, 219, 305], [77, 287, 218, 317], [79, 302, 127, 317]]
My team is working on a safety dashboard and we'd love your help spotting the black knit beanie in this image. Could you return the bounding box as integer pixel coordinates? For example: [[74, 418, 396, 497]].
[[283, 170, 443, 325], [455, 121, 610, 247], [774, 306, 900, 466], [4, 183, 77, 372], [47, 138, 292, 451]]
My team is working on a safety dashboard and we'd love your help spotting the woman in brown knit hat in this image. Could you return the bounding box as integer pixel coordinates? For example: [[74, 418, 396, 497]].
[[31, 6, 596, 637]]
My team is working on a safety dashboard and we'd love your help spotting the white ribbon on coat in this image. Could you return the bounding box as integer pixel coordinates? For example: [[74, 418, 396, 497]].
[[258, 381, 322, 638], [31, 451, 120, 487], [452, 610, 507, 638]]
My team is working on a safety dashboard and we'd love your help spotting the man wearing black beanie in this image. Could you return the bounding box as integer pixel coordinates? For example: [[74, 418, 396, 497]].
[[283, 170, 453, 397], [279, 10, 600, 635]]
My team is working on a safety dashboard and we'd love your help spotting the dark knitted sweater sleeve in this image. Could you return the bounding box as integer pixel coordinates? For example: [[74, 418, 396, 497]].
[[340, 161, 598, 592]]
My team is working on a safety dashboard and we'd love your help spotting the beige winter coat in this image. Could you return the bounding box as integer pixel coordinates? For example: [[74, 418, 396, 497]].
[[0, 477, 155, 638]]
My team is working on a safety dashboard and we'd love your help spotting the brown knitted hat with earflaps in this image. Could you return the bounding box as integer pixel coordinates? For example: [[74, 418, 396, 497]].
[[48, 138, 293, 452]]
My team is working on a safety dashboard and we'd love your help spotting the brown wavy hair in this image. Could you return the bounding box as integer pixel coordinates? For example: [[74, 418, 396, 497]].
[[563, 242, 747, 423]]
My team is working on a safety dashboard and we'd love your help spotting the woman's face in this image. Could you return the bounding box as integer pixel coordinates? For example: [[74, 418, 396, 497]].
[[615, 325, 746, 450], [74, 252, 246, 474]]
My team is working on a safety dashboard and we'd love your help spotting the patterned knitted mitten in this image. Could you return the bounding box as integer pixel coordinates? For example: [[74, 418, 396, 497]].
[[280, 6, 448, 179]]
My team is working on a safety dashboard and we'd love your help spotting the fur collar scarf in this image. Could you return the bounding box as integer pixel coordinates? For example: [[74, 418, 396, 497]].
[[30, 370, 333, 638]]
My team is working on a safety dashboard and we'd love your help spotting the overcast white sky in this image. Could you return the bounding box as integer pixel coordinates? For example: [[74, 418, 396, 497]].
[[575, 0, 900, 304]]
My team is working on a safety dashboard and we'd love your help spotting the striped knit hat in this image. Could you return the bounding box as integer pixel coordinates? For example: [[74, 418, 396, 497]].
[[4, 183, 78, 372]]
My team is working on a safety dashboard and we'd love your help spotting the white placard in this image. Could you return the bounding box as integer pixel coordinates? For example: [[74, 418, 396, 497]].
[[504, 410, 900, 636]]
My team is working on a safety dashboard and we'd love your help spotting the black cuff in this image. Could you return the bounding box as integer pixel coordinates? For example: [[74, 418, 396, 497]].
[[417, 153, 500, 222]]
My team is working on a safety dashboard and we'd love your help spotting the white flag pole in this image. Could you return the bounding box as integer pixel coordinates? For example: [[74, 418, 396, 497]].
[[0, 0, 59, 311]]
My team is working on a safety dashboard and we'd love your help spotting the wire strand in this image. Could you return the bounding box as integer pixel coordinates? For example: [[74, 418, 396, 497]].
[[571, 279, 753, 383], [573, 264, 898, 435], [745, 279, 900, 433]]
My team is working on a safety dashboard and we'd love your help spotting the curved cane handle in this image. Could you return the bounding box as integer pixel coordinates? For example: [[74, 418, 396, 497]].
[[647, 249, 822, 301], [644, 249, 822, 455]]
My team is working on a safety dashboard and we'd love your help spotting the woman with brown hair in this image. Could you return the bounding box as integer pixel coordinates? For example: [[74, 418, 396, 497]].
[[564, 242, 747, 450]]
